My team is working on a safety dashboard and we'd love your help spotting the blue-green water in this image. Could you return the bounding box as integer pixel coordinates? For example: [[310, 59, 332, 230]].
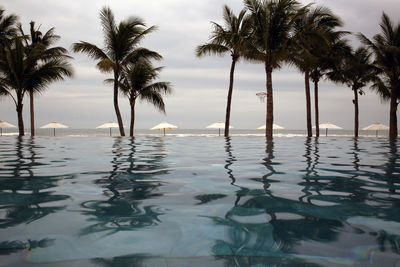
[[0, 136, 399, 266]]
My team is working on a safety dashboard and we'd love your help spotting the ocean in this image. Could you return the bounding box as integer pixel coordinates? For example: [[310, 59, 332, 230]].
[[0, 128, 390, 138]]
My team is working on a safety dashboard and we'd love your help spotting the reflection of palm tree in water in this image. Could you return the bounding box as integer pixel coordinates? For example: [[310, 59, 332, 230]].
[[107, 137, 124, 201], [208, 141, 340, 266], [372, 140, 400, 254], [385, 140, 398, 194], [224, 137, 237, 185], [300, 138, 314, 203], [0, 138, 66, 253], [234, 139, 276, 207], [80, 137, 168, 236], [300, 138, 323, 204], [352, 138, 361, 176], [262, 139, 275, 190]]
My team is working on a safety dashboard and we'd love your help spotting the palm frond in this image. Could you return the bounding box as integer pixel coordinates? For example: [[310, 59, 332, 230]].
[[96, 58, 114, 73], [139, 89, 166, 113], [72, 41, 108, 61], [26, 58, 73, 93], [196, 43, 230, 57], [124, 47, 162, 65]]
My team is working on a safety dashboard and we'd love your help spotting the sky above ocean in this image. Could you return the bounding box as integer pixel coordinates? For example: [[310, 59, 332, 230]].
[[1, 0, 399, 130]]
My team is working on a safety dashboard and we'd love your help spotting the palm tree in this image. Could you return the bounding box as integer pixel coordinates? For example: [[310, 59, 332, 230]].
[[310, 34, 349, 137], [117, 61, 172, 136], [73, 7, 157, 136], [327, 47, 378, 137], [0, 7, 18, 46], [0, 38, 73, 136], [196, 5, 251, 137], [0, 7, 18, 99], [19, 21, 71, 136], [244, 0, 302, 138], [359, 13, 400, 139], [290, 5, 343, 137]]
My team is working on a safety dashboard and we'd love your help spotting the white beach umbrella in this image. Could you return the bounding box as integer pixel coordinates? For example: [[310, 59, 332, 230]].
[[40, 121, 69, 136], [96, 122, 120, 136], [313, 122, 342, 136], [362, 123, 389, 137], [206, 121, 233, 136], [0, 120, 16, 136], [150, 122, 178, 136], [257, 124, 285, 130]]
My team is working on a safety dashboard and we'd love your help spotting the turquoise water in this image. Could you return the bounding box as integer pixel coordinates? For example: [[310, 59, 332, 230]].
[[0, 136, 399, 266]]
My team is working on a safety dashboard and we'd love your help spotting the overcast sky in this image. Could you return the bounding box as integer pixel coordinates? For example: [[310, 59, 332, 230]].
[[1, 0, 399, 129]]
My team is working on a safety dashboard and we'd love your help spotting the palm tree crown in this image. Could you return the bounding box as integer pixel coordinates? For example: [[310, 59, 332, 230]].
[[196, 5, 251, 61], [0, 7, 18, 46]]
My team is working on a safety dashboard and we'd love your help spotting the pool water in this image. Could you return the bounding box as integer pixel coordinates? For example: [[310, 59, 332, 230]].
[[0, 136, 399, 266]]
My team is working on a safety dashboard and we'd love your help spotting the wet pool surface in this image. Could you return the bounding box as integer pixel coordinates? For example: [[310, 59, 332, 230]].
[[0, 136, 399, 266]]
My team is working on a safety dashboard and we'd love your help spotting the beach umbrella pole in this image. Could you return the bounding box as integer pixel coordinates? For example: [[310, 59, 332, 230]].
[[326, 128, 328, 137], [53, 128, 55, 136], [219, 128, 220, 136], [376, 130, 378, 137], [110, 128, 112, 137], [0, 128, 2, 136], [163, 128, 165, 136]]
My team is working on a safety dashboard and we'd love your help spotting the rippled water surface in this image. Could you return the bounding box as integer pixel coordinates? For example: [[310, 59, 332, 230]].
[[0, 136, 399, 266]]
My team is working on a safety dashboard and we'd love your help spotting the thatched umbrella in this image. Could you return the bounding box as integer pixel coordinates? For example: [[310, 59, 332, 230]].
[[96, 122, 120, 136], [257, 124, 285, 130], [206, 121, 233, 136], [314, 122, 342, 137], [40, 121, 69, 136], [362, 123, 389, 137], [150, 122, 178, 136], [0, 120, 16, 136]]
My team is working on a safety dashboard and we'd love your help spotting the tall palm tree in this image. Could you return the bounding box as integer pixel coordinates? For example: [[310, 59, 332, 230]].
[[117, 61, 172, 136], [359, 13, 400, 139], [290, 5, 343, 137], [327, 47, 378, 137], [310, 34, 349, 137], [0, 38, 73, 136], [244, 0, 302, 138], [73, 7, 157, 136], [196, 5, 251, 137], [0, 7, 18, 46], [19, 21, 71, 136]]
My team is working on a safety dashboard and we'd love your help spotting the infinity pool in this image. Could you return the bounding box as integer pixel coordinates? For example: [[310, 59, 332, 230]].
[[0, 136, 399, 266]]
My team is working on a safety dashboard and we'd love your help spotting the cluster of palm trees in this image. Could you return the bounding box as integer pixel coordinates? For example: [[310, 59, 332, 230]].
[[0, 6, 172, 137], [0, 8, 73, 136], [197, 0, 400, 139]]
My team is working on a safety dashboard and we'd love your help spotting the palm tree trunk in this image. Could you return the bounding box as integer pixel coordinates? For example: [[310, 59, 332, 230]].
[[113, 71, 125, 136], [30, 91, 35, 136], [16, 96, 24, 136], [314, 79, 319, 137], [265, 63, 273, 139], [389, 88, 398, 139], [305, 71, 312, 137], [130, 99, 135, 137], [224, 58, 237, 137], [353, 87, 359, 138]]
